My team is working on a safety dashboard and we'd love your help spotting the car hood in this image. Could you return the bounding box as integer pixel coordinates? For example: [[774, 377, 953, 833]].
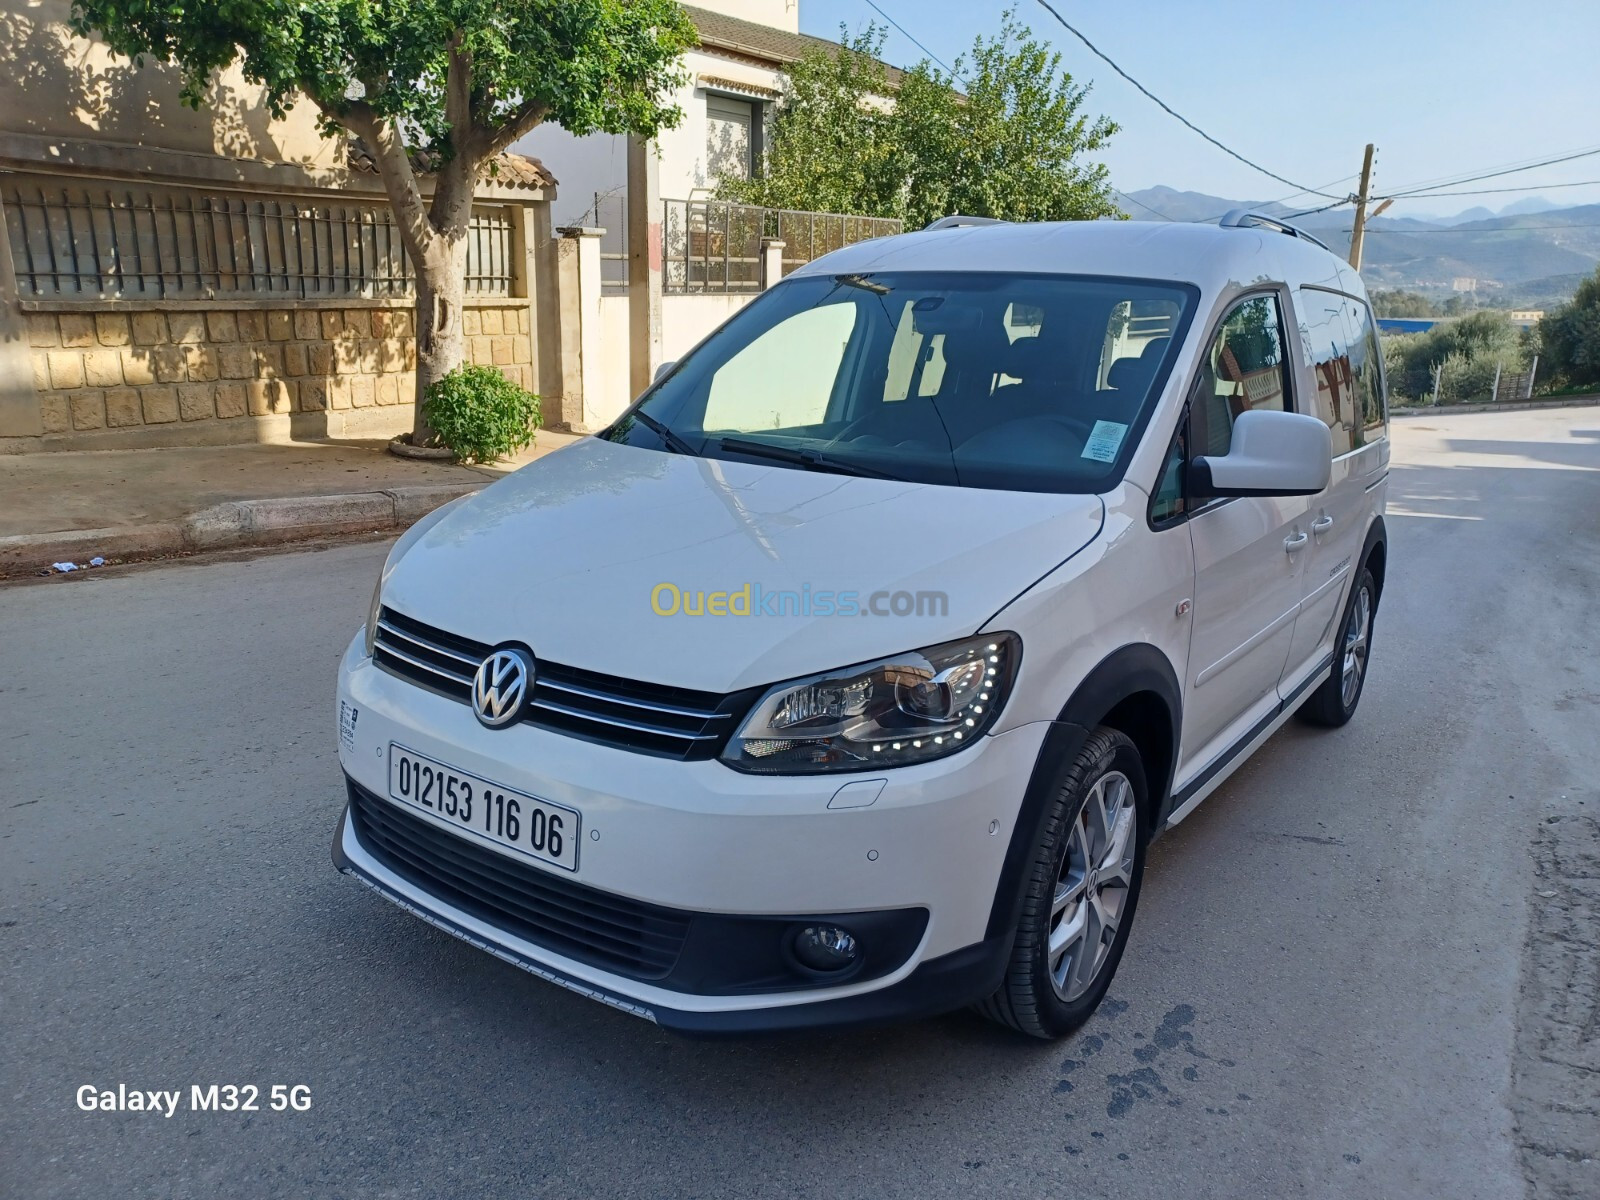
[[383, 438, 1103, 693]]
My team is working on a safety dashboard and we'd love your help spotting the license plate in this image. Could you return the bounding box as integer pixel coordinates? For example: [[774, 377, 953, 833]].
[[387, 745, 580, 872]]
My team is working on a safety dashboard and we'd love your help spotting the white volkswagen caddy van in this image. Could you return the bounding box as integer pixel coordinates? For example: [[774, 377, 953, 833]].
[[333, 213, 1390, 1038]]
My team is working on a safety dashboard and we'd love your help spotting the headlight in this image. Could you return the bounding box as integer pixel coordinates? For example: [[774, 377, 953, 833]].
[[722, 633, 1020, 773], [363, 569, 385, 656], [362, 494, 473, 656]]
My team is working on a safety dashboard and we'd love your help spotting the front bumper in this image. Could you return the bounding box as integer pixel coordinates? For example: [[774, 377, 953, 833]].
[[332, 631, 1044, 1029]]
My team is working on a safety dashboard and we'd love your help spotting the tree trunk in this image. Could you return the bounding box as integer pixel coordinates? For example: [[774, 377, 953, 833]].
[[408, 163, 475, 446], [411, 242, 468, 444]]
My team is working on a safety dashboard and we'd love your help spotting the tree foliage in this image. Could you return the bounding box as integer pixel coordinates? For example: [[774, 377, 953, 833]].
[[1369, 289, 1440, 319], [70, 0, 695, 442], [1537, 265, 1600, 387], [1382, 311, 1529, 403], [721, 10, 1120, 227], [718, 28, 902, 219]]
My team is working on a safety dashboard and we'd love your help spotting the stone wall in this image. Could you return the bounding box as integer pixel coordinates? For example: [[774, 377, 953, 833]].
[[18, 299, 532, 447]]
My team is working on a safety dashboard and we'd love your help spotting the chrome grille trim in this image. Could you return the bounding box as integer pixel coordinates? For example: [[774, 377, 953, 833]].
[[374, 639, 475, 688], [371, 607, 751, 759], [375, 617, 480, 669], [534, 675, 730, 720], [528, 698, 725, 741]]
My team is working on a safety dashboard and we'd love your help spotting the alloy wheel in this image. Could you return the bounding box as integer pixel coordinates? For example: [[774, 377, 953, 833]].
[[1341, 584, 1372, 709], [1048, 770, 1137, 1002]]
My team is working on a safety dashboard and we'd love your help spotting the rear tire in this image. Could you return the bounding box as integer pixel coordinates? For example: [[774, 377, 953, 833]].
[[1300, 565, 1377, 728], [977, 727, 1148, 1039]]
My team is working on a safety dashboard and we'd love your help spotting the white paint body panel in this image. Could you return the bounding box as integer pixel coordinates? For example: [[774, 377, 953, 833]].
[[335, 220, 1392, 1019]]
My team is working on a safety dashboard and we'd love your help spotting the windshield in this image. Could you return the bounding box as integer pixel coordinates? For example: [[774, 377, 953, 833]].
[[602, 271, 1196, 493]]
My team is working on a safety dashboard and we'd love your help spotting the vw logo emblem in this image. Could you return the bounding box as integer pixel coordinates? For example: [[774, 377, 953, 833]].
[[472, 647, 534, 729]]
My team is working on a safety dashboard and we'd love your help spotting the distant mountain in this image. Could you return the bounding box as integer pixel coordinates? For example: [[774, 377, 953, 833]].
[[1111, 186, 1299, 224], [1499, 196, 1563, 216], [1115, 187, 1600, 301]]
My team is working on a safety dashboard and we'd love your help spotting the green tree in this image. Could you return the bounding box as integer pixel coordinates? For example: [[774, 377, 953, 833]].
[[720, 10, 1119, 228], [1369, 289, 1439, 319], [893, 10, 1119, 227], [1537, 265, 1600, 388], [72, 0, 695, 446], [718, 27, 902, 218]]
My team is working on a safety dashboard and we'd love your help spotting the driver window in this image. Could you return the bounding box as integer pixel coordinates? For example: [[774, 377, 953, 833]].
[[1190, 294, 1290, 458], [705, 303, 858, 432]]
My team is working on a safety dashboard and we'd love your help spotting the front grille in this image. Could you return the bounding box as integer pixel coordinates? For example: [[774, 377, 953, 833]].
[[372, 607, 747, 759], [347, 779, 690, 979]]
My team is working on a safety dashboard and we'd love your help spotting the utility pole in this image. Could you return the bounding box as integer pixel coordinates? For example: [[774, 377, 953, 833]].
[[1347, 143, 1376, 271]]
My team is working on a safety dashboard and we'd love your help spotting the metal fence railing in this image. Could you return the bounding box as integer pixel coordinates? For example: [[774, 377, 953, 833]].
[[771, 208, 902, 277], [661, 199, 900, 294], [662, 198, 766, 294], [3, 176, 517, 301], [588, 191, 630, 294]]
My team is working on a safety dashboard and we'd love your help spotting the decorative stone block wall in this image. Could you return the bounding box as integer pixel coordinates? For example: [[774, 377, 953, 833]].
[[19, 300, 532, 443]]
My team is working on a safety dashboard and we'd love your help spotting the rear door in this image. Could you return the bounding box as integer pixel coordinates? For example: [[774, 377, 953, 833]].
[[1280, 289, 1387, 694], [1178, 292, 1312, 777]]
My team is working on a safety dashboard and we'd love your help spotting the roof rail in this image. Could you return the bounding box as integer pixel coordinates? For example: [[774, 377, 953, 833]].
[[1218, 208, 1331, 252], [924, 214, 1008, 231]]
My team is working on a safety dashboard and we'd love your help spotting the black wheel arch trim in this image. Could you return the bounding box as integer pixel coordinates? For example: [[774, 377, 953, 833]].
[[1360, 515, 1388, 606], [983, 643, 1182, 942]]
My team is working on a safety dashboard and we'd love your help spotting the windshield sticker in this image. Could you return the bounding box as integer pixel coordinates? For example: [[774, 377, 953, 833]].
[[1081, 420, 1128, 463]]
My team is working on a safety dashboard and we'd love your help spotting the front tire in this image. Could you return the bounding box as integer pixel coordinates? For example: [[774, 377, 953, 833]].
[[1300, 565, 1376, 728], [977, 727, 1148, 1039]]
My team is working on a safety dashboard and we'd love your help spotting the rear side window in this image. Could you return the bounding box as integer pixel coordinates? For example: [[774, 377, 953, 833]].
[[1297, 289, 1356, 455], [1344, 300, 1388, 444], [1296, 288, 1387, 454], [1189, 294, 1291, 459]]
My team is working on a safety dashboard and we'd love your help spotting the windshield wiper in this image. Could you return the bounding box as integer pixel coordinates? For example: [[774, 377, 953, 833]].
[[834, 273, 891, 295], [629, 410, 700, 456], [717, 436, 896, 479]]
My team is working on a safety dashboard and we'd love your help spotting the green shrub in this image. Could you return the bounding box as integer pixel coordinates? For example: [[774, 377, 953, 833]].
[[422, 365, 541, 464], [1382, 310, 1528, 404], [1537, 266, 1600, 389]]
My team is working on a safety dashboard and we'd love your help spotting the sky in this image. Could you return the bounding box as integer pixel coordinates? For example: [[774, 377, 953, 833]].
[[799, 0, 1600, 219]]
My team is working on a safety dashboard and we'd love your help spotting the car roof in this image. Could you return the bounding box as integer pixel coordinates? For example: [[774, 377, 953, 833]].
[[787, 219, 1366, 300]]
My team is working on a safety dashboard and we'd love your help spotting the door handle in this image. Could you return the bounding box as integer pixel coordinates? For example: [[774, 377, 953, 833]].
[[1311, 515, 1334, 535], [1284, 531, 1309, 553]]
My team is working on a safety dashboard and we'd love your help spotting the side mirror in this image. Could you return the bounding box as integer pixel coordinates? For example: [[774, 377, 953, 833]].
[[653, 360, 677, 384], [1191, 409, 1331, 497]]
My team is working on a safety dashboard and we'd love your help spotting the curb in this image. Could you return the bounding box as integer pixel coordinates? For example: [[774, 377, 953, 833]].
[[1391, 396, 1600, 417], [0, 482, 481, 575]]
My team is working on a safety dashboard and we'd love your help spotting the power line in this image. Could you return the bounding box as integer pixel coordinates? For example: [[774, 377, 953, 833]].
[[1378, 147, 1600, 200], [1373, 142, 1600, 198], [1264, 174, 1359, 208], [1280, 196, 1357, 220], [1197, 173, 1362, 222], [1115, 191, 1179, 221], [860, 0, 964, 85], [1029, 0, 1342, 199], [1348, 223, 1600, 234], [1381, 178, 1600, 200]]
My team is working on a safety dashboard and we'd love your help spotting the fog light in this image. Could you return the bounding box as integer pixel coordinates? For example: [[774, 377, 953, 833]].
[[791, 925, 860, 973]]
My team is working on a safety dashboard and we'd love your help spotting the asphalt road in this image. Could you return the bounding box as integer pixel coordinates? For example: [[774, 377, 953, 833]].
[[4, 408, 1598, 1200]]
